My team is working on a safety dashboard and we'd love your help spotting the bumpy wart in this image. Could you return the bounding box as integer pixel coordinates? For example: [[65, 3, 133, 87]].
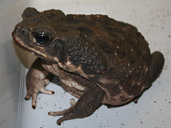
[[63, 37, 107, 74]]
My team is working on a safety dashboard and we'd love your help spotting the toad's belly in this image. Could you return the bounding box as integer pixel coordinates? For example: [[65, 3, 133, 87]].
[[59, 78, 87, 98]]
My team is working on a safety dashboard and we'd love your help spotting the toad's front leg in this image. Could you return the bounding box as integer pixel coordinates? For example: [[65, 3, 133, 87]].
[[25, 58, 54, 109]]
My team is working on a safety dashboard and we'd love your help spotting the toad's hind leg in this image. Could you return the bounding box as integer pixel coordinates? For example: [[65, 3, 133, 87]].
[[48, 85, 104, 125], [148, 51, 164, 84]]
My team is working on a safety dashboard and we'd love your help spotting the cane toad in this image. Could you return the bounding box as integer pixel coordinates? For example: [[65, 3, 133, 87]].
[[12, 7, 165, 125]]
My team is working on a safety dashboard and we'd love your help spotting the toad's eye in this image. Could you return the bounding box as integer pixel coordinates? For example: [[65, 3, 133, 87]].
[[34, 32, 49, 45]]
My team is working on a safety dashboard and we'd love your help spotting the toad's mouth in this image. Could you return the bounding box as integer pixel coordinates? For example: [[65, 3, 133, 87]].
[[12, 26, 60, 63], [12, 33, 48, 59], [12, 33, 59, 63]]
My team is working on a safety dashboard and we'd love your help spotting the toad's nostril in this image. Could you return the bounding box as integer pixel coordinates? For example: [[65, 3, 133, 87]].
[[21, 28, 26, 34]]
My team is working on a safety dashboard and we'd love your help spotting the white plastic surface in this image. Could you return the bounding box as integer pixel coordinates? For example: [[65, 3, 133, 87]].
[[0, 0, 21, 128], [0, 0, 171, 128]]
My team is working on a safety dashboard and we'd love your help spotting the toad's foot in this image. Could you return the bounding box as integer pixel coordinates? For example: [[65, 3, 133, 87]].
[[25, 58, 54, 109], [48, 86, 104, 125]]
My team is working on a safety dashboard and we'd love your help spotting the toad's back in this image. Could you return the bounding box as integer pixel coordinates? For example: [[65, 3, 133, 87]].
[[49, 14, 151, 74]]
